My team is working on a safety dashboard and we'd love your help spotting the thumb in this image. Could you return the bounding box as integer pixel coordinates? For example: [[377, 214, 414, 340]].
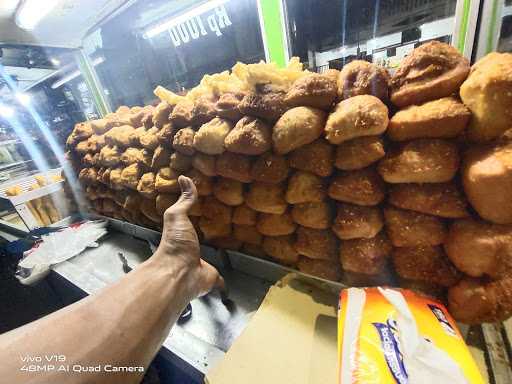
[[170, 175, 198, 215]]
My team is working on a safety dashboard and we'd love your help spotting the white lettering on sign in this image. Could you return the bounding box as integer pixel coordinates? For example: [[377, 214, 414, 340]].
[[168, 6, 232, 47]]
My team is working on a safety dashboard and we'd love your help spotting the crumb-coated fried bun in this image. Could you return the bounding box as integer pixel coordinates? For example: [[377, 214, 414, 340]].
[[285, 171, 326, 204], [139, 127, 160, 151], [224, 116, 272, 155], [340, 232, 392, 275], [295, 227, 338, 260], [284, 73, 337, 110], [157, 123, 176, 145], [263, 235, 299, 265], [173, 127, 196, 156], [378, 139, 459, 183], [273, 107, 327, 154], [256, 211, 297, 236], [99, 145, 121, 167], [233, 225, 262, 245], [334, 136, 385, 171], [137, 172, 157, 199], [216, 152, 253, 183], [191, 95, 217, 126], [141, 107, 155, 129], [201, 196, 232, 224], [199, 217, 232, 240], [337, 60, 390, 102], [152, 101, 172, 128], [288, 139, 334, 177], [87, 134, 106, 152], [108, 168, 123, 190], [208, 236, 242, 251], [213, 177, 244, 206], [390, 41, 470, 107], [297, 257, 341, 281], [193, 118, 233, 155], [291, 201, 333, 230], [123, 192, 142, 212], [444, 219, 512, 279], [388, 182, 469, 218], [332, 203, 383, 240], [82, 153, 98, 167], [170, 152, 193, 173], [120, 147, 143, 165], [170, 100, 194, 128], [155, 167, 180, 193], [250, 152, 289, 184], [460, 52, 512, 142], [233, 204, 258, 226], [323, 69, 340, 82], [238, 85, 288, 122], [192, 153, 216, 176], [388, 97, 470, 141], [151, 145, 171, 169], [246, 182, 287, 214], [140, 198, 161, 224], [328, 168, 385, 206], [90, 119, 111, 135], [129, 126, 147, 147], [325, 95, 388, 144], [393, 246, 461, 287], [384, 206, 447, 247], [215, 92, 245, 121], [462, 141, 512, 224], [121, 163, 143, 190], [185, 169, 213, 196], [155, 194, 179, 215], [242, 243, 267, 258]]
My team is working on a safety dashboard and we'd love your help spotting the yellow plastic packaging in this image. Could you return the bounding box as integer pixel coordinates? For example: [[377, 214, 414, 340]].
[[338, 287, 484, 384]]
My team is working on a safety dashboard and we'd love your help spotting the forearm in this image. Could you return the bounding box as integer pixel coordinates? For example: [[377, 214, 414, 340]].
[[0, 256, 193, 384]]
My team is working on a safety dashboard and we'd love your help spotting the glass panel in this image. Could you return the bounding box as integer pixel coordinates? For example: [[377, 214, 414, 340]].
[[284, 0, 458, 71], [83, 0, 266, 110], [497, 0, 512, 52]]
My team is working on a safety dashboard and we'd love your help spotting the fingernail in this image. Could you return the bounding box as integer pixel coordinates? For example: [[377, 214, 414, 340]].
[[178, 175, 189, 192]]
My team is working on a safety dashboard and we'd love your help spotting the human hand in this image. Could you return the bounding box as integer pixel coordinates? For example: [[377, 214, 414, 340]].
[[154, 175, 224, 298]]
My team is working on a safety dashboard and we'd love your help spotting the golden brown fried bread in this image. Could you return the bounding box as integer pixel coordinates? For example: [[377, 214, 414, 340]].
[[340, 232, 392, 275], [98, 167, 111, 185], [141, 107, 155, 129], [173, 127, 196, 155], [392, 246, 461, 287], [233, 204, 258, 226], [378, 139, 459, 183], [202, 196, 232, 224], [192, 153, 217, 176], [285, 171, 326, 204], [108, 168, 123, 190], [90, 119, 112, 135], [448, 277, 512, 324], [170, 152, 192, 173], [337, 60, 390, 102], [384, 206, 446, 247], [199, 217, 232, 240], [129, 126, 147, 147], [325, 95, 388, 144], [140, 198, 161, 224], [123, 192, 142, 212], [288, 139, 334, 177], [332, 203, 383, 240], [73, 121, 94, 140], [191, 95, 217, 126], [213, 178, 244, 206], [234, 225, 262, 245], [250, 152, 289, 184], [186, 169, 213, 196], [74, 140, 91, 155], [256, 212, 297, 236], [121, 163, 143, 190], [328, 168, 385, 206], [263, 235, 299, 265], [444, 219, 512, 279], [78, 168, 98, 186], [215, 92, 245, 121], [246, 182, 287, 214], [224, 116, 272, 155], [208, 236, 242, 251], [334, 136, 385, 171], [151, 145, 171, 169], [238, 85, 287, 122], [388, 182, 469, 218], [193, 118, 233, 155], [137, 172, 157, 199], [170, 100, 194, 128], [105, 125, 135, 148], [242, 243, 267, 258], [139, 127, 159, 150], [297, 257, 341, 281], [284, 73, 337, 110], [216, 152, 253, 183], [462, 141, 512, 224], [152, 101, 172, 128], [460, 52, 512, 142], [273, 107, 326, 154], [291, 201, 333, 229], [155, 167, 180, 193], [295, 227, 338, 260], [388, 97, 470, 141], [87, 134, 106, 152], [157, 123, 176, 145], [82, 153, 98, 167], [390, 41, 470, 107], [140, 149, 153, 169], [323, 69, 339, 82], [155, 194, 179, 216], [121, 147, 143, 165]]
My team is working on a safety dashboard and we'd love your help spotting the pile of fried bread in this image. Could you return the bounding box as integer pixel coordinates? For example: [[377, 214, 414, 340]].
[[66, 42, 512, 324]]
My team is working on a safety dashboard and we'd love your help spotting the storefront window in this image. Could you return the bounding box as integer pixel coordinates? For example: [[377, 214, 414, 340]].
[[83, 0, 266, 110], [284, 0, 457, 71], [497, 0, 512, 52]]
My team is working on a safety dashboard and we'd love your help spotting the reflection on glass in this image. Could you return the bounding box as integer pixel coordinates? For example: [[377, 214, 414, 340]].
[[498, 0, 512, 52], [284, 0, 457, 71]]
